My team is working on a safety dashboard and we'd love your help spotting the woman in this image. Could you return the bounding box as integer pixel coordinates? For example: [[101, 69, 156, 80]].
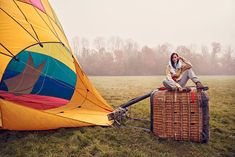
[[163, 52, 203, 91]]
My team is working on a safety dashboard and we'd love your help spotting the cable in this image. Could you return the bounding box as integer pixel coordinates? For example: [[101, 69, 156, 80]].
[[34, 58, 49, 95], [31, 4, 64, 45], [0, 52, 14, 58], [12, 0, 41, 44], [0, 8, 39, 43], [0, 43, 18, 61], [45, 44, 87, 92], [76, 89, 88, 108]]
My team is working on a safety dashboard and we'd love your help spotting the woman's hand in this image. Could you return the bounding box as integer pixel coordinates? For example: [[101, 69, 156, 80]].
[[178, 86, 183, 91], [178, 56, 182, 60]]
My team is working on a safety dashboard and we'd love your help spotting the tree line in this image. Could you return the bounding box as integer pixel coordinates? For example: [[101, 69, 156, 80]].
[[72, 36, 235, 76]]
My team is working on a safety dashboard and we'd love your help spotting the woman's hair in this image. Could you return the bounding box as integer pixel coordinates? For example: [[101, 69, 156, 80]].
[[170, 52, 179, 69]]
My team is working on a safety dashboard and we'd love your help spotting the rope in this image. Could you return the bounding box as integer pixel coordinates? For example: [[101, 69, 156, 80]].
[[34, 58, 50, 95], [7, 60, 28, 92], [0, 43, 18, 60], [0, 8, 39, 43], [113, 125, 151, 132], [31, 3, 64, 45], [0, 52, 14, 58], [77, 89, 89, 108], [12, 0, 41, 43], [127, 117, 150, 122]]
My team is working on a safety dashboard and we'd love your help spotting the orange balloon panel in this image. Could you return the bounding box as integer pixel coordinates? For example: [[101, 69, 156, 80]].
[[0, 0, 113, 130]]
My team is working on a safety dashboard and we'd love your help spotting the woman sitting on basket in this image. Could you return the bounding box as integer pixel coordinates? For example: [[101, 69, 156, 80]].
[[163, 52, 204, 91]]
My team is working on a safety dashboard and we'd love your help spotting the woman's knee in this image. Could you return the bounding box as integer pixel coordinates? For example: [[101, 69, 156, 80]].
[[183, 68, 195, 77], [163, 79, 168, 85], [163, 79, 177, 90], [186, 68, 195, 73]]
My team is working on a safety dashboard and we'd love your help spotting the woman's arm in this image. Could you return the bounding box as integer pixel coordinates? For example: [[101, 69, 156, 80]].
[[179, 56, 192, 69], [166, 65, 172, 80], [165, 65, 182, 88]]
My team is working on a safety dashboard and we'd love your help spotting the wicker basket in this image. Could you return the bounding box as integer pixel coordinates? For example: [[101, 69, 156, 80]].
[[150, 87, 209, 143]]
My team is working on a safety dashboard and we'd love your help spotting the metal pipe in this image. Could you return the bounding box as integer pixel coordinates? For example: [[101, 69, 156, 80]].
[[120, 91, 153, 108]]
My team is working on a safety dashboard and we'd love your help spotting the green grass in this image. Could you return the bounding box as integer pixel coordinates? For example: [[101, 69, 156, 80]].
[[0, 76, 235, 157]]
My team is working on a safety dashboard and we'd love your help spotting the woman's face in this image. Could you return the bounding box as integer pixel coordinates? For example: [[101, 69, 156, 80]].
[[172, 54, 178, 64]]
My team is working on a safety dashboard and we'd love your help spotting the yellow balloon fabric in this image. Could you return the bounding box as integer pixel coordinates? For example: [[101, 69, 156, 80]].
[[0, 0, 113, 130]]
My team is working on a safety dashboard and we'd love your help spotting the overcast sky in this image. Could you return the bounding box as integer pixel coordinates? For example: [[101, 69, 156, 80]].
[[50, 0, 235, 48]]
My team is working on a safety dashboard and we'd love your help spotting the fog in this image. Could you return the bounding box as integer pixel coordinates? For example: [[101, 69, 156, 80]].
[[50, 0, 235, 75]]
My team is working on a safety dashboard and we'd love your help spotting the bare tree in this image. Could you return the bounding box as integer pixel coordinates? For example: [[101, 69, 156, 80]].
[[108, 36, 123, 52], [72, 36, 235, 75], [93, 37, 105, 54]]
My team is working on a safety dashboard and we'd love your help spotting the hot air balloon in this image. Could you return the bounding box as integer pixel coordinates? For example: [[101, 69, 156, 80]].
[[0, 0, 113, 130]]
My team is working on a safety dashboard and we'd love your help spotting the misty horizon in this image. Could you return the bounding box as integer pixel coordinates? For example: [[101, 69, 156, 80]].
[[72, 36, 235, 57], [73, 37, 235, 76]]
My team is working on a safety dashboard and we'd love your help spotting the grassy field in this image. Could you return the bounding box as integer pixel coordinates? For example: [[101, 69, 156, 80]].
[[0, 76, 234, 157]]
